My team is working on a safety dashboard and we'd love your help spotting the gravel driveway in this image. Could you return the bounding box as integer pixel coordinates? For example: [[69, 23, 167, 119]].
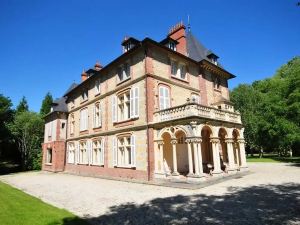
[[1, 163, 300, 225]]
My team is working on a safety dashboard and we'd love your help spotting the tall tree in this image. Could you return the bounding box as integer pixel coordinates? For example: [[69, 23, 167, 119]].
[[8, 111, 43, 170], [40, 92, 53, 116], [16, 96, 29, 113], [231, 57, 300, 156], [0, 94, 14, 158]]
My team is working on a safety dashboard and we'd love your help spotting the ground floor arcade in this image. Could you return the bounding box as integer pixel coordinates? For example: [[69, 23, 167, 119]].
[[153, 122, 248, 181]]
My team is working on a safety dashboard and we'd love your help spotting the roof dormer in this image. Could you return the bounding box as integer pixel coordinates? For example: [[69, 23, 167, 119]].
[[207, 51, 219, 65], [160, 37, 178, 51], [122, 37, 140, 53]]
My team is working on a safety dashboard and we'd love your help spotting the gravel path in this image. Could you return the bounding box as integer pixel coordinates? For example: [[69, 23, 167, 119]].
[[1, 163, 299, 225]]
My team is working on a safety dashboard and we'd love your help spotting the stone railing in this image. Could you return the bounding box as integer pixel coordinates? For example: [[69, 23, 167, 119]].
[[153, 103, 242, 124]]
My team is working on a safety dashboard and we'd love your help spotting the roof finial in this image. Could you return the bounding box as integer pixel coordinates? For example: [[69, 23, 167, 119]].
[[187, 14, 191, 32]]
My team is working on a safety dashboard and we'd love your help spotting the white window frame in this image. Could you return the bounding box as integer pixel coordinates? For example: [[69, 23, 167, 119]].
[[159, 86, 170, 110], [93, 102, 101, 128], [79, 141, 88, 164], [168, 42, 176, 51], [80, 108, 88, 131], [68, 142, 75, 164], [91, 139, 105, 166], [117, 63, 130, 82], [70, 114, 75, 135], [171, 60, 187, 80], [112, 86, 139, 123], [47, 121, 52, 137], [46, 148, 52, 164], [94, 79, 101, 95], [112, 135, 136, 168], [81, 90, 88, 102]]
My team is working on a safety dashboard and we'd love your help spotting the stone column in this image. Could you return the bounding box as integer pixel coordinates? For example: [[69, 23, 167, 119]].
[[171, 139, 179, 176], [154, 141, 159, 173], [225, 138, 237, 173], [192, 140, 200, 176], [186, 139, 194, 176], [210, 137, 222, 175], [196, 139, 205, 177], [158, 141, 164, 173], [238, 139, 248, 171]]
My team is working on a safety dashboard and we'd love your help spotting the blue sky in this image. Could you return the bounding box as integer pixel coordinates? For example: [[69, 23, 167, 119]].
[[0, 0, 299, 112]]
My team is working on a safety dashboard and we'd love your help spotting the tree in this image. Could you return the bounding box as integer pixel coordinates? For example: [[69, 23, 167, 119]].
[[16, 96, 29, 113], [231, 57, 300, 156], [40, 92, 53, 116], [0, 94, 14, 158], [8, 111, 43, 170]]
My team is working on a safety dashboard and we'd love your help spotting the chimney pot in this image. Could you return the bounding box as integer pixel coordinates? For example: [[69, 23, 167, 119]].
[[81, 70, 88, 82]]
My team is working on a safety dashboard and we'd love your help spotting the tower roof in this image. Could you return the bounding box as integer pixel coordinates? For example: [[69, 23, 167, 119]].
[[186, 31, 210, 62]]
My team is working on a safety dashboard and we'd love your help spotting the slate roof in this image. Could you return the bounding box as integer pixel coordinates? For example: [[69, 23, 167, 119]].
[[64, 82, 78, 96], [51, 97, 68, 113]]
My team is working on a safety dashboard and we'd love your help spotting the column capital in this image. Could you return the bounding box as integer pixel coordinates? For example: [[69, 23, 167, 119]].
[[170, 139, 178, 145], [155, 139, 164, 145], [237, 138, 246, 144], [210, 137, 220, 144], [185, 137, 202, 143], [225, 138, 234, 143]]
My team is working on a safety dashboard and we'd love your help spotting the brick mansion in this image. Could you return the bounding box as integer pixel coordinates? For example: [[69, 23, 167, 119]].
[[42, 22, 248, 182]]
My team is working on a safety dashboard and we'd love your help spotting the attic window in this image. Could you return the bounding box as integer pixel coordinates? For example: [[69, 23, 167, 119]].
[[81, 89, 88, 102], [168, 41, 176, 51], [124, 42, 133, 52], [211, 57, 218, 65]]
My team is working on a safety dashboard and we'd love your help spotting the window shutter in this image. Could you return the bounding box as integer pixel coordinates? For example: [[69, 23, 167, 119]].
[[165, 87, 170, 108], [89, 140, 93, 165], [99, 102, 102, 127], [100, 138, 105, 165], [112, 95, 117, 123], [130, 88, 134, 118], [134, 87, 139, 117], [92, 105, 96, 128], [130, 135, 136, 167], [159, 87, 164, 110], [76, 142, 80, 164], [112, 137, 117, 166]]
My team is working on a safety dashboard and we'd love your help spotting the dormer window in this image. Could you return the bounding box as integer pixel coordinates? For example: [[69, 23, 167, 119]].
[[168, 41, 176, 51], [211, 57, 218, 65], [122, 37, 139, 53], [207, 52, 219, 66], [117, 63, 130, 82], [124, 42, 133, 52]]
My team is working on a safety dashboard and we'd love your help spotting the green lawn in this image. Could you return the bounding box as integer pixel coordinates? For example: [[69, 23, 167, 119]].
[[247, 153, 300, 163], [0, 181, 89, 225]]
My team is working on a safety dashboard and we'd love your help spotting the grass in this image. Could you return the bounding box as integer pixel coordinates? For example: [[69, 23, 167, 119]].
[[0, 181, 89, 225], [247, 153, 300, 163]]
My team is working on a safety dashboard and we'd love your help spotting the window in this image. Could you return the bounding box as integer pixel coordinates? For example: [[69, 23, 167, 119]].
[[117, 63, 130, 82], [70, 114, 75, 134], [124, 42, 132, 52], [93, 102, 101, 128], [168, 42, 176, 51], [68, 142, 75, 164], [159, 86, 170, 110], [112, 86, 139, 123], [81, 90, 88, 102], [46, 148, 52, 164], [112, 135, 136, 167], [171, 60, 186, 80], [79, 141, 88, 164], [47, 121, 52, 137], [80, 108, 88, 131], [92, 139, 104, 166], [214, 77, 221, 89], [70, 100, 75, 108], [95, 80, 101, 95], [191, 94, 200, 104]]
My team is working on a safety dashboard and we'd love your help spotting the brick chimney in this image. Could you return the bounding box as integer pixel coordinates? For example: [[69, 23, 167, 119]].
[[94, 61, 103, 71], [81, 70, 88, 82], [168, 21, 187, 55]]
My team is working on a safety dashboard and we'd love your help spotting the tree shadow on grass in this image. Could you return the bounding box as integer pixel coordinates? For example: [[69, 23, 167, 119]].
[[60, 183, 300, 225]]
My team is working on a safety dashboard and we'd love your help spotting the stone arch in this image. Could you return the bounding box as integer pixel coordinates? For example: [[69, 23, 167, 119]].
[[218, 128, 228, 166], [158, 125, 191, 139], [232, 129, 241, 166], [201, 125, 213, 169], [175, 130, 189, 174]]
